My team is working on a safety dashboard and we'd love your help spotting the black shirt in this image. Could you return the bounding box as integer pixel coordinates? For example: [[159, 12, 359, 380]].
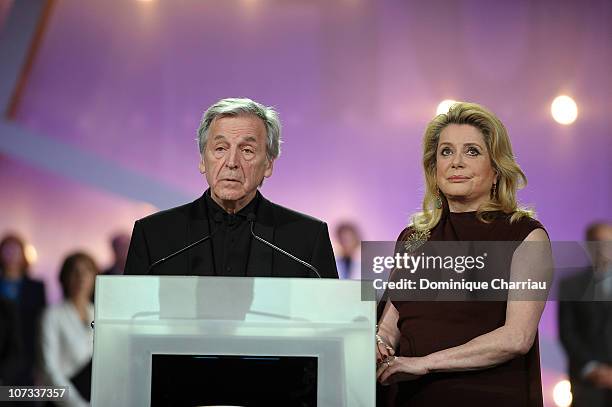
[[204, 191, 260, 276]]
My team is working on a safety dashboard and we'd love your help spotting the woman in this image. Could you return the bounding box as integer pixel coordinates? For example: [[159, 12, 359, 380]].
[[375, 102, 552, 406], [40, 252, 97, 407], [0, 233, 46, 385], [0, 297, 21, 385]]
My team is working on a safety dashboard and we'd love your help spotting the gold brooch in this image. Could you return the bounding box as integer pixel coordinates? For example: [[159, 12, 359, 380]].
[[403, 229, 430, 253]]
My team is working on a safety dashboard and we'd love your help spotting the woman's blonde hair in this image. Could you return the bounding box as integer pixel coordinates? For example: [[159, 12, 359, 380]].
[[412, 102, 533, 231]]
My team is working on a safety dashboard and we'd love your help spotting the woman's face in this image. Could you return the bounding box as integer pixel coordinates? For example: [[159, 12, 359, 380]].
[[435, 124, 497, 210], [67, 259, 96, 299], [0, 239, 26, 272]]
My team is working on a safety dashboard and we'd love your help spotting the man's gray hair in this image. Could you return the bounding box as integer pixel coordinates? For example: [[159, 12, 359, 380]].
[[197, 98, 282, 160]]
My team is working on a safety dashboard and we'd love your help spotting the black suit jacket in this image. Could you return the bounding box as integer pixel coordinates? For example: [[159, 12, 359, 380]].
[[0, 298, 21, 385], [558, 269, 612, 406], [0, 275, 45, 385], [125, 191, 338, 278]]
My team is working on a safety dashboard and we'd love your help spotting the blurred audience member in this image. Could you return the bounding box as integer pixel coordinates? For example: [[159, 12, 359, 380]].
[[40, 252, 96, 407], [0, 233, 46, 385], [334, 222, 362, 280], [102, 232, 130, 275], [559, 222, 612, 407], [0, 297, 22, 385]]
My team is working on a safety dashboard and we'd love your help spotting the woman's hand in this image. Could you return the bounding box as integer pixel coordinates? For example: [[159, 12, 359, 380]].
[[376, 333, 395, 363], [376, 356, 429, 385]]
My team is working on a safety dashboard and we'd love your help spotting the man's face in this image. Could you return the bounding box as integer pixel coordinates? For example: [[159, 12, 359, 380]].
[[199, 114, 273, 211], [592, 225, 612, 267], [338, 227, 361, 255]]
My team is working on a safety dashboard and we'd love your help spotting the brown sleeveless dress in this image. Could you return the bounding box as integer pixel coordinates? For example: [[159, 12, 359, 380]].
[[392, 211, 545, 407]]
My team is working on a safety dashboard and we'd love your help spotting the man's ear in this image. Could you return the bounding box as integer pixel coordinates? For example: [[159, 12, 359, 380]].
[[264, 159, 274, 178], [199, 157, 206, 174]]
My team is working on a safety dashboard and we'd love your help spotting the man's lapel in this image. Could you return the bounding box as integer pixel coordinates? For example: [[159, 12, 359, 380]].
[[188, 193, 216, 276], [246, 193, 275, 277]]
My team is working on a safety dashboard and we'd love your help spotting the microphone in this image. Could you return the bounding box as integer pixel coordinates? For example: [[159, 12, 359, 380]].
[[247, 213, 322, 278], [146, 212, 223, 274]]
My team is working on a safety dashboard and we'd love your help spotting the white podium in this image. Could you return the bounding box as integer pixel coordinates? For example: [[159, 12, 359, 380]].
[[91, 276, 375, 406]]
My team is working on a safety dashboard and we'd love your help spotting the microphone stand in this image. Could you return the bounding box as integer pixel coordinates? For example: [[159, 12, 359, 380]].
[[248, 215, 322, 278]]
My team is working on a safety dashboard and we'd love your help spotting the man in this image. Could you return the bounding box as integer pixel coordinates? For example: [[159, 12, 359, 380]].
[[334, 221, 362, 280], [102, 232, 130, 275], [559, 222, 612, 407], [125, 98, 338, 278]]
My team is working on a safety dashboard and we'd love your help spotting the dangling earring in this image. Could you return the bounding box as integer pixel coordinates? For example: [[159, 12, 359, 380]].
[[435, 188, 443, 209], [491, 183, 497, 198]]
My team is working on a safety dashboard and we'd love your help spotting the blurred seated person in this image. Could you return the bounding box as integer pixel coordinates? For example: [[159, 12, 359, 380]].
[[40, 252, 96, 407], [0, 233, 46, 385], [102, 232, 130, 276], [559, 222, 612, 407], [335, 222, 362, 280]]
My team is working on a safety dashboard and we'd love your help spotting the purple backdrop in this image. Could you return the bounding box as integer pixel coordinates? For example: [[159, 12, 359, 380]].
[[1, 0, 611, 405]]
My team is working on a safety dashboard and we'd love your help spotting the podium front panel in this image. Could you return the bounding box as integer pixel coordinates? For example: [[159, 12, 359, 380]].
[[91, 276, 375, 406]]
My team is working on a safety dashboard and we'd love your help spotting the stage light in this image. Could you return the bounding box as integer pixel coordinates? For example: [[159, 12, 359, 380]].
[[552, 379, 572, 407], [551, 95, 578, 125], [24, 244, 38, 265], [436, 99, 457, 115]]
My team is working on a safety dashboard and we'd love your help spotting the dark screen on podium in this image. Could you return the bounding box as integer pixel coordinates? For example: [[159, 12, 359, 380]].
[[151, 354, 318, 406]]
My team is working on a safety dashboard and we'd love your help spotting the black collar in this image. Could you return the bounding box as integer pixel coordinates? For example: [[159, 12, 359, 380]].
[[187, 189, 275, 277], [204, 190, 260, 222]]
